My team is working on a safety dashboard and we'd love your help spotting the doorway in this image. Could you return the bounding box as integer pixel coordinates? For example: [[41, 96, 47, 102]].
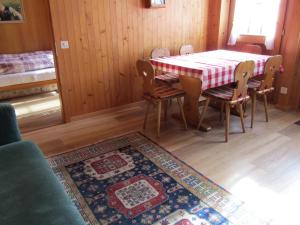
[[0, 0, 63, 133]]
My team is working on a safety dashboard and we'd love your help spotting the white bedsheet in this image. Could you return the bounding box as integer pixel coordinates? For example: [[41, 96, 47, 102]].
[[0, 68, 56, 87]]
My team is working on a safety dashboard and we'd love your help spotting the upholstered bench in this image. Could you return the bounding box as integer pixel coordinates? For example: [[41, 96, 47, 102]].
[[0, 104, 85, 225]]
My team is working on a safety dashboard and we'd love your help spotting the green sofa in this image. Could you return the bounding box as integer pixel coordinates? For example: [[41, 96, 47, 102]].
[[0, 104, 86, 225]]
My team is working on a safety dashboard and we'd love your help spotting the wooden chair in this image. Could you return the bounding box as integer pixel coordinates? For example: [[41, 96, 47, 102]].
[[199, 61, 255, 142], [237, 44, 263, 54], [179, 44, 194, 55], [151, 48, 171, 59], [151, 48, 179, 85], [136, 59, 187, 137], [248, 55, 283, 128]]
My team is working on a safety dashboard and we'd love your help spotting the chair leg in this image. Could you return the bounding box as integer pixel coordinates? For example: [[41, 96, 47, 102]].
[[177, 97, 188, 130], [220, 102, 225, 122], [251, 92, 257, 128], [164, 100, 168, 121], [197, 98, 210, 130], [143, 101, 151, 130], [157, 101, 162, 137], [263, 94, 269, 122], [225, 103, 230, 142], [243, 101, 248, 113], [238, 102, 246, 133]]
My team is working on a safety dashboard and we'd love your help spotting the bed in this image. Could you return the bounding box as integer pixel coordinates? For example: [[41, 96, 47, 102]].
[[0, 51, 57, 100]]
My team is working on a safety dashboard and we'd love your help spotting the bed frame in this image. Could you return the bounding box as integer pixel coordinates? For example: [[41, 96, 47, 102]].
[[0, 79, 58, 92]]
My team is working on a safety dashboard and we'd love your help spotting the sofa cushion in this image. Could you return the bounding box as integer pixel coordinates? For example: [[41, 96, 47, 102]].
[[0, 141, 86, 225], [0, 103, 21, 146]]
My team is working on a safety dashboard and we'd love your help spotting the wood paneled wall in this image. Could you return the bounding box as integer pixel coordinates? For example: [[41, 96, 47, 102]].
[[294, 57, 300, 109], [0, 0, 53, 54], [277, 0, 300, 110], [206, 0, 230, 50], [49, 0, 208, 120]]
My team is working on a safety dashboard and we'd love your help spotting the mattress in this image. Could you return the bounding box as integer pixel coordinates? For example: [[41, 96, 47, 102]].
[[0, 68, 56, 87]]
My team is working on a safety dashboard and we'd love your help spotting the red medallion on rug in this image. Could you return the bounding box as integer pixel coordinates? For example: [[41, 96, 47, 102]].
[[84, 151, 135, 180], [107, 174, 168, 219], [91, 154, 128, 174], [174, 219, 194, 225]]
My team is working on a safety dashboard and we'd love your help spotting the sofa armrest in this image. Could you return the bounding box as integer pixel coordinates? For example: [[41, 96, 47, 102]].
[[0, 103, 21, 146]]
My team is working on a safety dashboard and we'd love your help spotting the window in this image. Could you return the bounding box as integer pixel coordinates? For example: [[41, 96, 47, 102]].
[[228, 0, 281, 50]]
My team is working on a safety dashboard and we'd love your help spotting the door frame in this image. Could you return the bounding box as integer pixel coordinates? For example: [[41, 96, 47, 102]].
[[46, 0, 67, 123]]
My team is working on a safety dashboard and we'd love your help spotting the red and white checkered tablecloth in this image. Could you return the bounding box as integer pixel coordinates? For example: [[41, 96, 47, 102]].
[[150, 50, 271, 90]]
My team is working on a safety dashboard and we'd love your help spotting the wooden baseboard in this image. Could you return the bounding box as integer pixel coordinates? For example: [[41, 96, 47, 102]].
[[275, 104, 294, 111], [70, 100, 145, 122]]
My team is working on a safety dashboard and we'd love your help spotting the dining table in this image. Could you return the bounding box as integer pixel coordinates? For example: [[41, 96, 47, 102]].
[[150, 50, 271, 130]]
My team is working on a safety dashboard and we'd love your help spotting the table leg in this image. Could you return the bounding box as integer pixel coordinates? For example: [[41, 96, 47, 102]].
[[175, 76, 212, 132], [182, 95, 212, 131]]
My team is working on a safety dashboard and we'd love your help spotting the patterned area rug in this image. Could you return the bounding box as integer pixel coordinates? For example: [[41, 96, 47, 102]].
[[49, 132, 269, 225]]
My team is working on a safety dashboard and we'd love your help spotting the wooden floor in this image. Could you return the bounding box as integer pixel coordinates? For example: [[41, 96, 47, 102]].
[[24, 101, 300, 225], [5, 92, 62, 133]]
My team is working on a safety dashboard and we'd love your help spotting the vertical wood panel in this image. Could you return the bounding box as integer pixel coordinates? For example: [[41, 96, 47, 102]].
[[0, 0, 53, 53], [206, 0, 230, 50], [49, 0, 209, 120], [277, 0, 300, 109]]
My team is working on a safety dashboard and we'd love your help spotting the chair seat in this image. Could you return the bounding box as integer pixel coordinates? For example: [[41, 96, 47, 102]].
[[144, 86, 185, 101], [155, 73, 180, 84], [248, 79, 274, 94], [248, 79, 261, 89], [203, 85, 249, 103]]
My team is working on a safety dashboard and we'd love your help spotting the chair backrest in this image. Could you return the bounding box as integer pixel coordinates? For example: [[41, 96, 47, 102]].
[[151, 48, 171, 59], [261, 55, 282, 90], [136, 59, 155, 95], [179, 44, 194, 55], [237, 44, 263, 55], [232, 60, 255, 100]]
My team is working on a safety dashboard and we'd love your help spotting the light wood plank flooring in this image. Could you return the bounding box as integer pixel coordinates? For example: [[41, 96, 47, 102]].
[[4, 92, 62, 133], [23, 101, 300, 225]]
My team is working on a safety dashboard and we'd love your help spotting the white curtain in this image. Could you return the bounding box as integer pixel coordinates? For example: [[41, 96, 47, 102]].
[[228, 0, 281, 50]]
